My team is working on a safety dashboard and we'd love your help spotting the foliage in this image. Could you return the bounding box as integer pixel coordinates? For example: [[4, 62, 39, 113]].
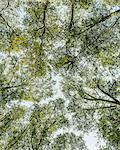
[[0, 0, 120, 149]]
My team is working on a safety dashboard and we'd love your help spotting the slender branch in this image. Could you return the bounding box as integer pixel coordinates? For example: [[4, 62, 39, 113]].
[[41, 1, 49, 38], [83, 97, 120, 105], [0, 83, 27, 90], [79, 9, 120, 34], [0, 13, 12, 30], [69, 1, 74, 31], [83, 105, 116, 111], [66, 0, 75, 53], [84, 92, 97, 99], [0, 0, 10, 13], [97, 84, 120, 103]]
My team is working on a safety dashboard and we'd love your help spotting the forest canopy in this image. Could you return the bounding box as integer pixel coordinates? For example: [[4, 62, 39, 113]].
[[0, 0, 120, 149]]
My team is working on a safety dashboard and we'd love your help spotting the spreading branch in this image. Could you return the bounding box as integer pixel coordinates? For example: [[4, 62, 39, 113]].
[[83, 96, 120, 105], [79, 9, 120, 34], [97, 84, 120, 104]]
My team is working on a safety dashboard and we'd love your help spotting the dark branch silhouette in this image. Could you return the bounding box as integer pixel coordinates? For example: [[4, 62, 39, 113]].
[[97, 83, 120, 104], [83, 105, 116, 111], [79, 9, 120, 35]]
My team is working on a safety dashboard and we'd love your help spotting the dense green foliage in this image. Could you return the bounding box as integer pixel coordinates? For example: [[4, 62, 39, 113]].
[[0, 0, 120, 149]]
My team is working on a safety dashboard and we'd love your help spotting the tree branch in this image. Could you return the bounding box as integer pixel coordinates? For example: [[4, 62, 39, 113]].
[[0, 0, 10, 13], [69, 1, 75, 31], [79, 9, 120, 34], [0, 83, 27, 90], [83, 105, 116, 111], [97, 84, 120, 104], [83, 97, 120, 105]]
